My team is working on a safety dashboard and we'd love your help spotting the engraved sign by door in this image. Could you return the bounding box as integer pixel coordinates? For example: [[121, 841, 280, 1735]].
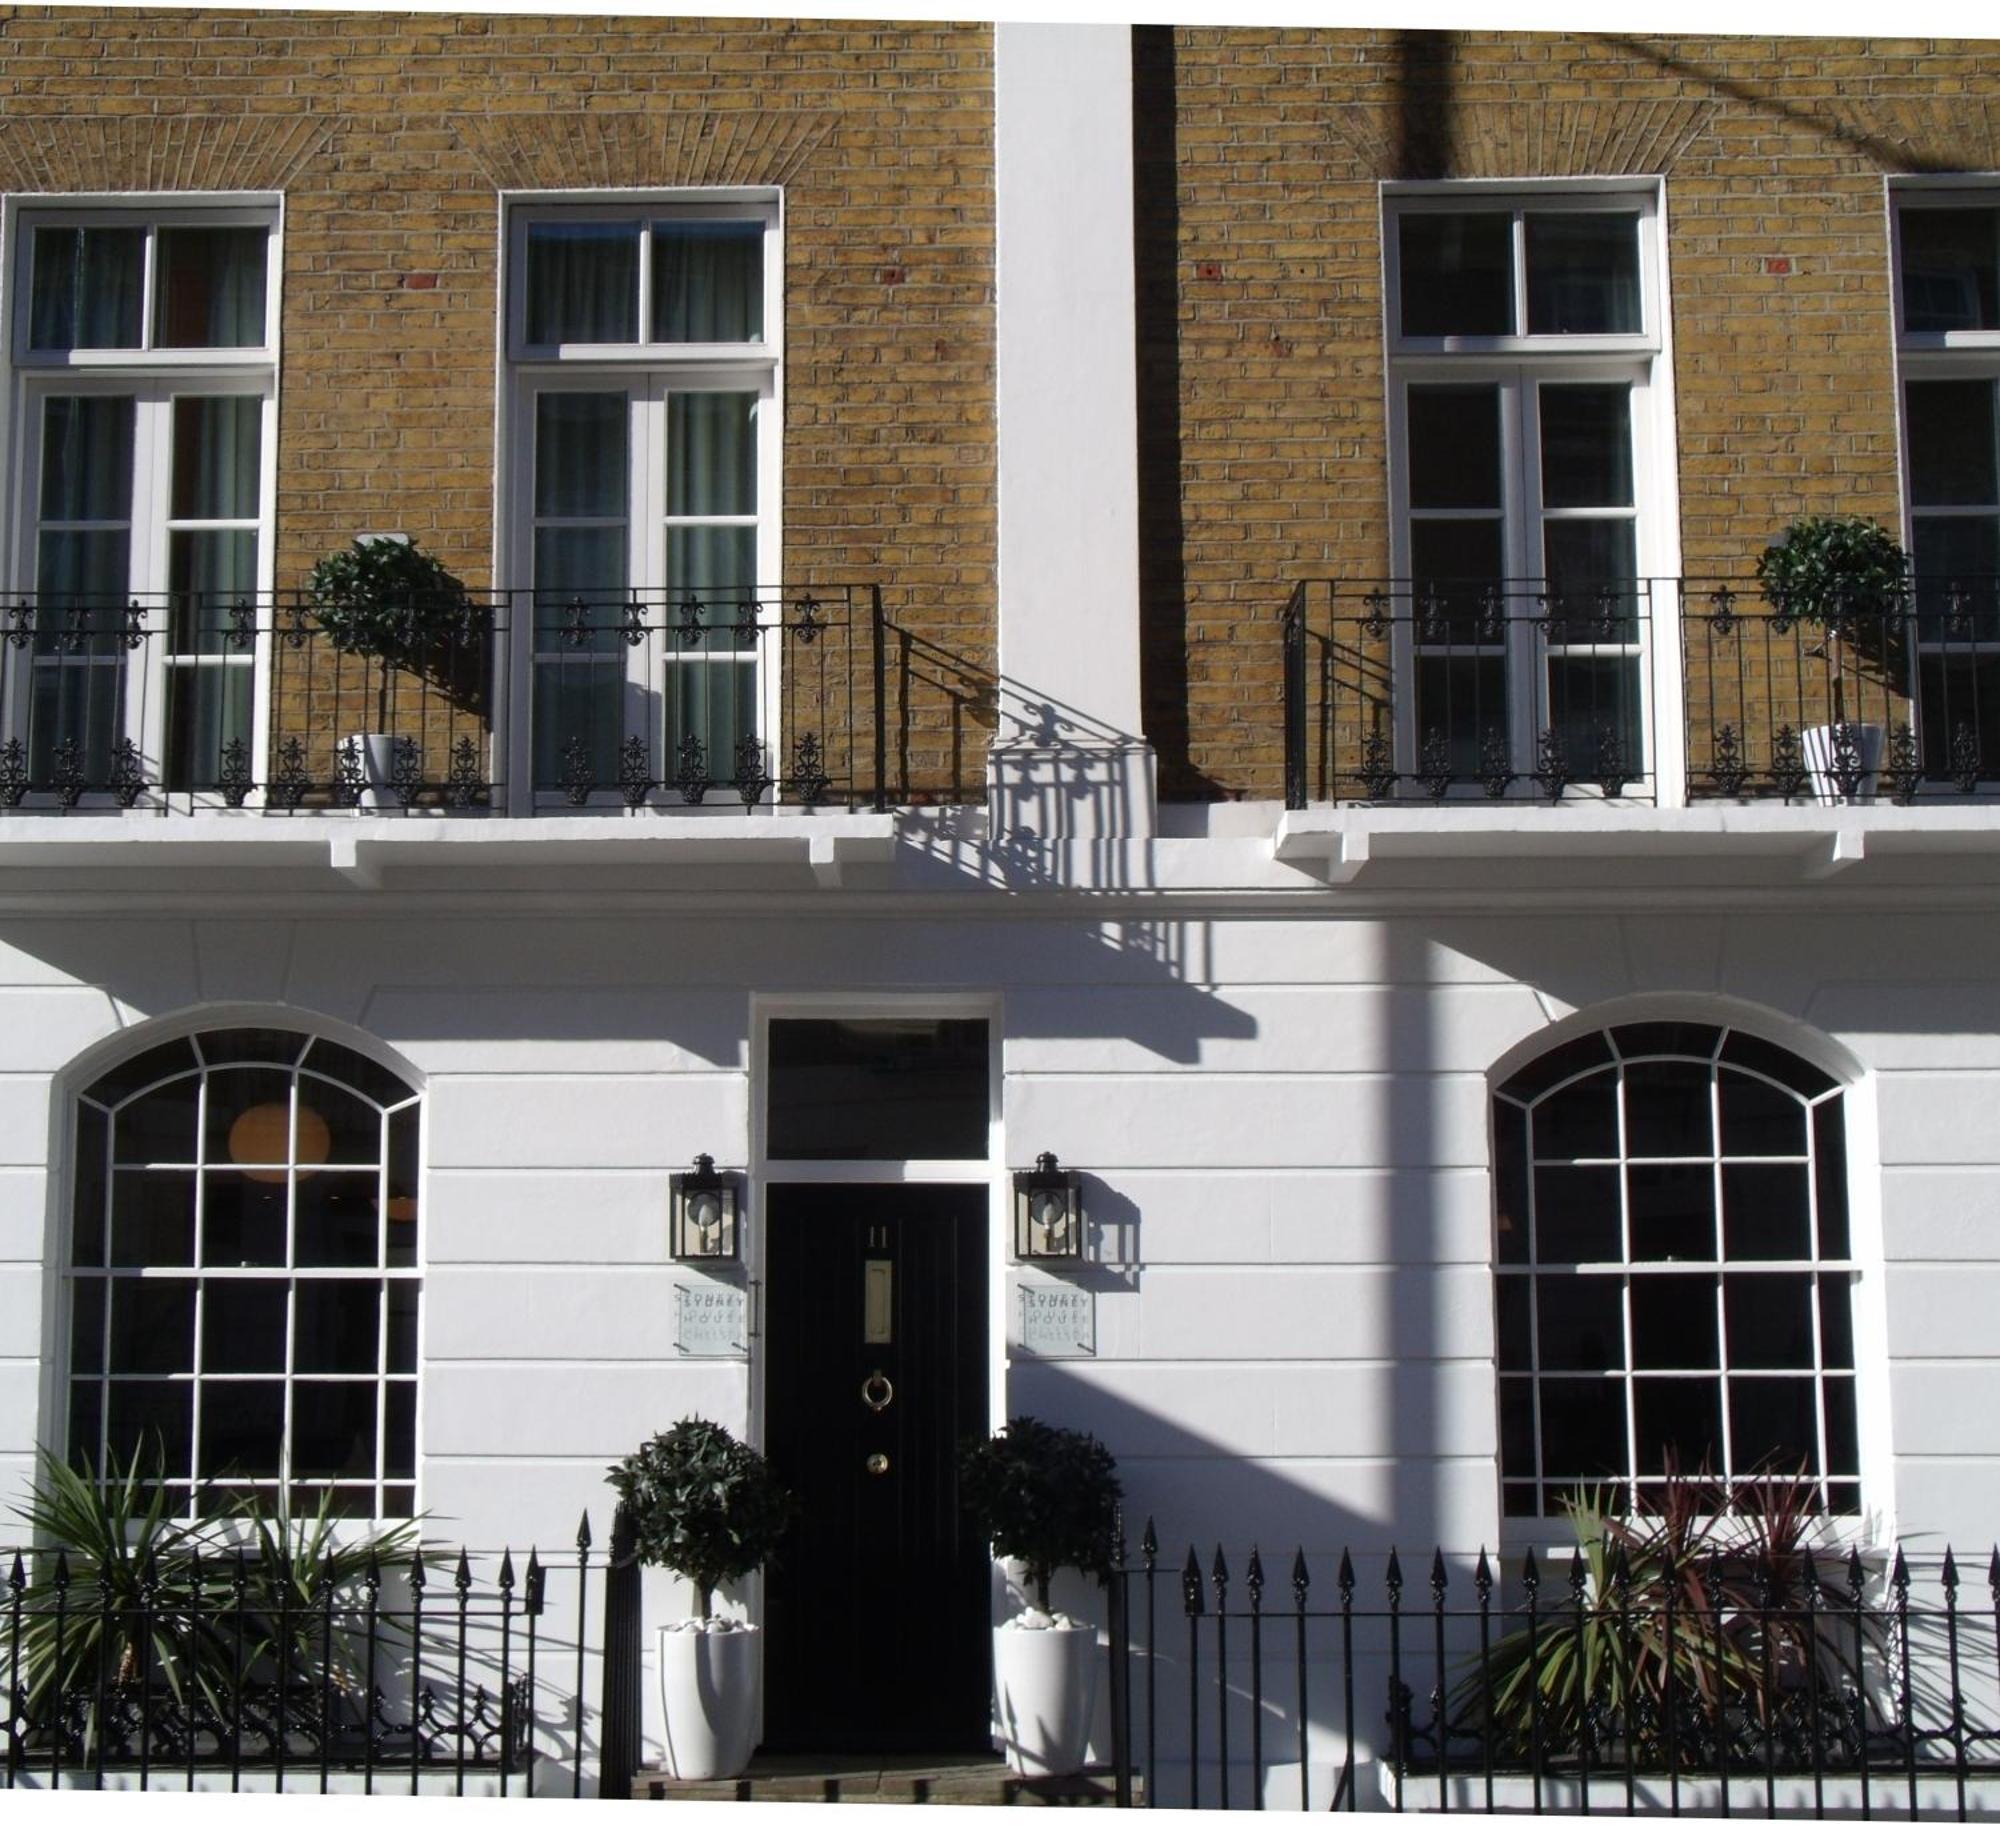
[[762, 1185, 990, 1753]]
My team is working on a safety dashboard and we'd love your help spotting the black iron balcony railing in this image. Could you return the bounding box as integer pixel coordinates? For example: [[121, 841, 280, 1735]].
[[1283, 576, 2000, 810], [0, 585, 889, 816]]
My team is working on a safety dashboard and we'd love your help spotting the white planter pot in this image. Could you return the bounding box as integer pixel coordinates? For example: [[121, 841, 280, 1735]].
[[1800, 721, 1884, 803], [994, 1620, 1097, 1778], [339, 731, 402, 810], [657, 1621, 760, 1782]]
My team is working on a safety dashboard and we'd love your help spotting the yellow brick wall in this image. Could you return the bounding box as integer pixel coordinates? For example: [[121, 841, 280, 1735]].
[[0, 9, 996, 802], [1142, 28, 2000, 800]]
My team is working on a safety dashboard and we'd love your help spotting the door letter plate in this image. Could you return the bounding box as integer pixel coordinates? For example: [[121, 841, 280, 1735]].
[[863, 1258, 894, 1344]]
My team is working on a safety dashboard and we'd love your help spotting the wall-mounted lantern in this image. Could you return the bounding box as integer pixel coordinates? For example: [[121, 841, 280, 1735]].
[[1013, 1151, 1083, 1262], [670, 1153, 740, 1262]]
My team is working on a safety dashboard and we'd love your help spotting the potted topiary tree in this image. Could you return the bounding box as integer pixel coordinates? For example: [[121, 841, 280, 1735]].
[[959, 1416, 1122, 1778], [306, 536, 474, 805], [607, 1419, 795, 1781], [1754, 516, 1909, 801]]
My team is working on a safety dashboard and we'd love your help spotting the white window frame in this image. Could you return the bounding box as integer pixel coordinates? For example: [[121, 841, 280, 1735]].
[[63, 1027, 422, 1524], [1492, 1023, 1861, 1526], [1382, 180, 1686, 801], [0, 195, 280, 807], [498, 191, 783, 815], [1890, 178, 2000, 793]]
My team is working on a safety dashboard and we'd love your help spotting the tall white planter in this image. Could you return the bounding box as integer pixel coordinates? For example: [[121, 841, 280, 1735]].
[[339, 731, 401, 810], [657, 1621, 760, 1781], [1801, 721, 1884, 802], [994, 1617, 1097, 1777]]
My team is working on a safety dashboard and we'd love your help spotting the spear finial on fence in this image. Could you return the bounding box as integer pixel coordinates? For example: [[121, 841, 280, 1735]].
[[7, 1549, 23, 1593], [1211, 1546, 1229, 1610], [1386, 1547, 1404, 1602], [526, 1547, 546, 1617], [1891, 1546, 1911, 1594], [52, 1549, 69, 1591], [1988, 1547, 2000, 1597], [576, 1511, 593, 1554], [1521, 1545, 1539, 1595], [1335, 1547, 1353, 1599], [1568, 1546, 1587, 1600], [1181, 1546, 1204, 1616], [410, 1546, 427, 1593], [1431, 1547, 1448, 1601], [1292, 1547, 1310, 1606], [1474, 1547, 1492, 1600], [1141, 1517, 1158, 1568], [1942, 1546, 1960, 1594], [1247, 1546, 1265, 1610], [456, 1548, 473, 1593], [365, 1549, 382, 1596], [1848, 1546, 1866, 1598], [498, 1549, 516, 1593]]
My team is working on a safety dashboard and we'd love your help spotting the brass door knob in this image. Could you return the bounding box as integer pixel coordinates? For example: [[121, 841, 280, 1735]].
[[865, 1452, 890, 1476]]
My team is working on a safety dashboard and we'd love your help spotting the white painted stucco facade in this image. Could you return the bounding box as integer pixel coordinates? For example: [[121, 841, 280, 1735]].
[[0, 20, 1998, 1798]]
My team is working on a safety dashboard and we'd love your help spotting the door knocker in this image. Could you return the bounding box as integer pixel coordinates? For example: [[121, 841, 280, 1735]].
[[861, 1369, 894, 1412]]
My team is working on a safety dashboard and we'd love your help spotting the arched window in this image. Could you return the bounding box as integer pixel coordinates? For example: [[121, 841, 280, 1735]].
[[1493, 1021, 1857, 1518], [66, 1028, 420, 1519]]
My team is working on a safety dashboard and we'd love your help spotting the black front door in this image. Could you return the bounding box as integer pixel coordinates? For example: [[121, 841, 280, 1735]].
[[761, 1183, 991, 1753]]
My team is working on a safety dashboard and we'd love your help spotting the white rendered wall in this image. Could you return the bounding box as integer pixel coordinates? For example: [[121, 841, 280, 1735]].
[[992, 23, 1151, 836], [1, 900, 1999, 1767]]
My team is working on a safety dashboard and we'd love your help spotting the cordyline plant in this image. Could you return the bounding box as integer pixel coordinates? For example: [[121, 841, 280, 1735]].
[[958, 1416, 1122, 1617], [1450, 1459, 1874, 1770], [306, 536, 475, 736], [606, 1420, 796, 1621], [7, 1443, 420, 1757]]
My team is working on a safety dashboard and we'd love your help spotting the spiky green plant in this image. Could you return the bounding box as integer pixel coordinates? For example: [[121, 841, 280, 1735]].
[[1451, 1462, 1870, 1770]]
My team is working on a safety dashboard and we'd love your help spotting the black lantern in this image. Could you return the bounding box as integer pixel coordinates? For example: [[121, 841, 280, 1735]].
[[670, 1153, 739, 1261], [1012, 1151, 1083, 1262]]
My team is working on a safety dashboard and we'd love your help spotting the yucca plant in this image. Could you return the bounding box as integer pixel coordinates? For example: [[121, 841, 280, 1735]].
[[8, 1443, 422, 1759], [1451, 1461, 1870, 1771]]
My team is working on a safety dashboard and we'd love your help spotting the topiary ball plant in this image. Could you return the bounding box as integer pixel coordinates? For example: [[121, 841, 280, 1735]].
[[607, 1420, 796, 1622], [1755, 515, 1908, 628], [959, 1416, 1122, 1618], [307, 535, 472, 668]]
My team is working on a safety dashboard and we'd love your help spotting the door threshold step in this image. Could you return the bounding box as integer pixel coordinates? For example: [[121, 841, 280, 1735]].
[[634, 1754, 1133, 1804]]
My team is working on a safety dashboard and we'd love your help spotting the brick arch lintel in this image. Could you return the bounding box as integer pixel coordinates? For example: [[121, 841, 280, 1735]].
[[450, 110, 840, 194], [0, 114, 334, 195]]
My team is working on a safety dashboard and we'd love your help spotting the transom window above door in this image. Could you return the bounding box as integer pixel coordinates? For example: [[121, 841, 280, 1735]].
[[504, 198, 780, 806], [1382, 186, 1669, 797], [3, 202, 276, 807]]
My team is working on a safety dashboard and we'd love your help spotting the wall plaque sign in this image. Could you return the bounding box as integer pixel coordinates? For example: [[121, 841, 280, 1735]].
[[1018, 1284, 1094, 1357], [674, 1282, 748, 1357]]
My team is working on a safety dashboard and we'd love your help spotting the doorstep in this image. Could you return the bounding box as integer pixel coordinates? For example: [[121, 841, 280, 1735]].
[[633, 1753, 1134, 1804]]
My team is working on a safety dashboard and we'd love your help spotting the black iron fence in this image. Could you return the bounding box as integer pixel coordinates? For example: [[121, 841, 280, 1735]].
[[1108, 1522, 2000, 1816], [0, 585, 889, 816], [1283, 575, 2000, 809], [0, 1515, 629, 1795]]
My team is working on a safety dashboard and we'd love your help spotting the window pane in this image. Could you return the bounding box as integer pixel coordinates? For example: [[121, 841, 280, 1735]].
[[296, 1279, 381, 1374], [1721, 1162, 1812, 1259], [1531, 1163, 1620, 1263], [1632, 1274, 1719, 1368], [155, 227, 267, 349], [1718, 1031, 1834, 1098], [291, 1382, 379, 1479], [110, 1279, 195, 1373], [1540, 1380, 1627, 1479], [652, 220, 764, 342], [1633, 1377, 1720, 1476], [294, 1173, 382, 1270], [1539, 385, 1633, 508], [70, 1278, 106, 1376], [1717, 1068, 1806, 1157], [31, 225, 143, 350], [387, 1279, 419, 1372], [1623, 1061, 1713, 1157], [1494, 1105, 1529, 1264], [666, 526, 757, 601], [1534, 1075, 1617, 1159], [1407, 386, 1500, 508], [1901, 206, 2000, 332], [1548, 655, 1644, 780], [668, 391, 757, 516], [200, 1382, 284, 1479], [1627, 1162, 1717, 1262], [385, 1382, 417, 1479], [105, 1381, 193, 1483], [1538, 1277, 1624, 1370], [1525, 213, 1641, 334], [73, 1104, 108, 1266], [40, 394, 136, 524], [1724, 1272, 1815, 1368], [767, 1018, 989, 1161], [201, 1172, 289, 1268], [534, 527, 628, 612], [1499, 1379, 1534, 1475], [1819, 1274, 1855, 1369], [1399, 211, 1512, 336], [536, 392, 629, 519], [1814, 1102, 1850, 1257], [115, 1079, 198, 1165], [1496, 1275, 1531, 1367], [1544, 524, 1638, 598], [111, 1169, 195, 1267], [1907, 380, 1998, 507], [202, 1280, 287, 1373], [1727, 1379, 1818, 1477], [206, 1068, 300, 1167], [1502, 1032, 1613, 1103], [170, 395, 262, 521], [526, 221, 639, 343], [1824, 1379, 1859, 1477], [1410, 521, 1505, 598]]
